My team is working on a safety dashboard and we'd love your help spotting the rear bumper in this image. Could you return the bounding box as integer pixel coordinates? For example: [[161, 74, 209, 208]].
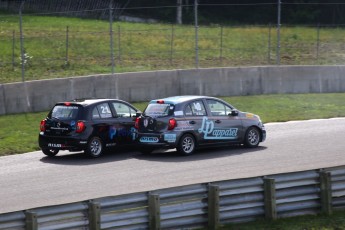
[[38, 132, 88, 151], [137, 133, 177, 149]]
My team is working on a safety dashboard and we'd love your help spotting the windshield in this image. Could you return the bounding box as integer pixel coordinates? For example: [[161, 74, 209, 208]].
[[50, 105, 80, 120], [144, 103, 171, 117]]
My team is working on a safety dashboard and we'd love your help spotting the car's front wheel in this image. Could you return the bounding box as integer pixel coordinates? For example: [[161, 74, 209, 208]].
[[85, 137, 104, 158], [42, 149, 59, 157], [177, 134, 195, 156], [244, 127, 260, 148]]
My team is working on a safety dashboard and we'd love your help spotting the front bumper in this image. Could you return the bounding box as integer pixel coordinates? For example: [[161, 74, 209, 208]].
[[261, 125, 267, 142]]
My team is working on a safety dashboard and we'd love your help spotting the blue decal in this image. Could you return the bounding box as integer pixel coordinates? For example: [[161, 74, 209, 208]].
[[70, 121, 76, 130], [164, 134, 176, 143], [109, 127, 136, 140], [118, 128, 133, 137], [140, 137, 159, 143], [130, 127, 136, 140], [109, 126, 117, 139], [198, 116, 238, 140], [118, 128, 127, 136]]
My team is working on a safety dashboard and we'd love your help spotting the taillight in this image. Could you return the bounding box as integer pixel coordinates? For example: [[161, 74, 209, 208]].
[[76, 121, 86, 133], [168, 118, 176, 130], [40, 120, 46, 132], [135, 117, 140, 129]]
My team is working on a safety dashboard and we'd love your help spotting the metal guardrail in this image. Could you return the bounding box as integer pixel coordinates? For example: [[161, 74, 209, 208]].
[[96, 193, 148, 229], [1, 166, 344, 230], [271, 170, 321, 218], [214, 177, 265, 224], [328, 166, 345, 209]]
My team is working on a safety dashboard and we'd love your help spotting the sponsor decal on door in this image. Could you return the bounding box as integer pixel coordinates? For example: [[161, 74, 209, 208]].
[[198, 116, 238, 140]]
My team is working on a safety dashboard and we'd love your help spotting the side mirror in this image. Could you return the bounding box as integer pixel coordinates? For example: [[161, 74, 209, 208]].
[[135, 111, 142, 117], [229, 109, 239, 116]]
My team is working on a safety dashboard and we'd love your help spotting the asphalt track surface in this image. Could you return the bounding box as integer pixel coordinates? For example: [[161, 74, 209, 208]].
[[1, 118, 345, 214]]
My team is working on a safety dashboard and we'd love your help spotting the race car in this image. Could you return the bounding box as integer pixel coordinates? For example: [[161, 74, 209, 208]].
[[39, 98, 139, 158], [135, 95, 266, 155]]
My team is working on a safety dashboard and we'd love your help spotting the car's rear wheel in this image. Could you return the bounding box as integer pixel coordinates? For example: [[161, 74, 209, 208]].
[[244, 127, 260, 148], [85, 137, 104, 158], [42, 149, 59, 157], [177, 134, 195, 156]]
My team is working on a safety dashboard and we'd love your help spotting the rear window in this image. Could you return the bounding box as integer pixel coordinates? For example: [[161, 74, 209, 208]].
[[50, 105, 80, 120], [144, 103, 172, 117]]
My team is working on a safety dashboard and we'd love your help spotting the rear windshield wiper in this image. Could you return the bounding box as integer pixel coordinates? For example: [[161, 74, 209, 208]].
[[51, 116, 61, 121]]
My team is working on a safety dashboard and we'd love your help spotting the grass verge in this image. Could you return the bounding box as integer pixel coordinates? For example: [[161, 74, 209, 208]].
[[1, 93, 345, 156]]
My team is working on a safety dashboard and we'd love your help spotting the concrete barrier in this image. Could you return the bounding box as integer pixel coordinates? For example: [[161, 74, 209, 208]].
[[1, 65, 345, 115]]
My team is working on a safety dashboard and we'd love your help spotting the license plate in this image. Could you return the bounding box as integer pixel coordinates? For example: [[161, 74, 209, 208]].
[[139, 137, 159, 143], [47, 143, 62, 148]]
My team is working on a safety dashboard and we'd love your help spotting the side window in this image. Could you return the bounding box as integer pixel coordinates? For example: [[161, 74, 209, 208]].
[[96, 103, 112, 118], [207, 100, 232, 116], [112, 102, 136, 118], [185, 100, 206, 116], [92, 107, 101, 119], [184, 105, 193, 116]]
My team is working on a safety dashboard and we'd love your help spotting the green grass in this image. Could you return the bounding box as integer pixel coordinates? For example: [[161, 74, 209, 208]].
[[1, 13, 345, 83], [224, 93, 345, 123], [1, 93, 345, 157], [219, 209, 345, 230]]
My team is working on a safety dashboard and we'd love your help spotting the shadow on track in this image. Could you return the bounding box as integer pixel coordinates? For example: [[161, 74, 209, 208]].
[[40, 144, 267, 165], [39, 146, 141, 165], [137, 145, 268, 163]]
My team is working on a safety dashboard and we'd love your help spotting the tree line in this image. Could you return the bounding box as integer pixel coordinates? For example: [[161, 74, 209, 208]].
[[1, 0, 344, 25]]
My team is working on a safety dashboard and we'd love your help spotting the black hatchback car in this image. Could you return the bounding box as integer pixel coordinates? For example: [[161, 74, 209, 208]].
[[39, 99, 139, 158], [135, 96, 266, 155]]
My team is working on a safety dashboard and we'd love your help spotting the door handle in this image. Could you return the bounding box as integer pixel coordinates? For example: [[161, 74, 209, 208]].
[[215, 120, 221, 124], [189, 121, 196, 124]]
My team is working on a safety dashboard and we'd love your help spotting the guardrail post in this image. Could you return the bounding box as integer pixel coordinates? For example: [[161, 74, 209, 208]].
[[25, 211, 37, 230], [208, 184, 220, 230], [149, 193, 160, 230], [264, 178, 277, 220], [88, 201, 101, 230], [320, 171, 333, 215]]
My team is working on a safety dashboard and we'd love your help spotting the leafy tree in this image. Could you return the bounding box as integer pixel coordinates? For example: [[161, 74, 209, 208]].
[[1, 0, 345, 25]]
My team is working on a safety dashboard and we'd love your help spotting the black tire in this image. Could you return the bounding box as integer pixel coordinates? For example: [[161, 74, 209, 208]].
[[177, 134, 196, 156], [85, 137, 104, 158], [42, 149, 59, 157], [244, 127, 260, 148], [140, 147, 154, 155]]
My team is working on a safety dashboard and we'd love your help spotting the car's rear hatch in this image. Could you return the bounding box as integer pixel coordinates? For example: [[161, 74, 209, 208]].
[[137, 102, 173, 133], [43, 104, 82, 136]]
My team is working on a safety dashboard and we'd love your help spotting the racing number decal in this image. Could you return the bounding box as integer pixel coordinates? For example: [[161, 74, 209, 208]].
[[100, 106, 110, 114]]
